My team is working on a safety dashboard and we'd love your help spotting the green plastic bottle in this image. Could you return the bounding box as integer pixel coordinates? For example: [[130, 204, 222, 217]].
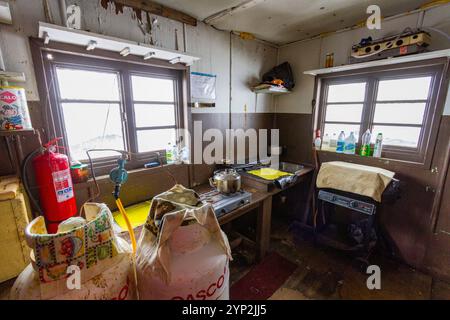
[[360, 129, 372, 157]]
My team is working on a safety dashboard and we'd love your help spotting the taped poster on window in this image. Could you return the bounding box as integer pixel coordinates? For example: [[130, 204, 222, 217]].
[[190, 72, 216, 107]]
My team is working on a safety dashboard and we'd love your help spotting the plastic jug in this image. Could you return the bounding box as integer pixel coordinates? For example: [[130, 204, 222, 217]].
[[344, 132, 356, 154], [336, 131, 345, 153]]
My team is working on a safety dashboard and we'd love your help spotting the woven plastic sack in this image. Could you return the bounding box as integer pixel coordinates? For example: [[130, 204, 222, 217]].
[[10, 203, 136, 300]]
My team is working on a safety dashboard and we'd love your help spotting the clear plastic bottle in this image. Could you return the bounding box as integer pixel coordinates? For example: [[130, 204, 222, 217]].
[[344, 131, 356, 154], [336, 131, 345, 153], [166, 142, 174, 164], [373, 133, 383, 158], [314, 129, 322, 149], [360, 129, 372, 157], [329, 133, 337, 151], [321, 134, 330, 151]]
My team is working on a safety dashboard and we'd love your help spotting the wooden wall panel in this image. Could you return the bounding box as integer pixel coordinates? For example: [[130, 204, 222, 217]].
[[275, 113, 313, 165]]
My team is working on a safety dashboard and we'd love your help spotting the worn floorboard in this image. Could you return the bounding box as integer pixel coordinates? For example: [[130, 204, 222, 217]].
[[1, 215, 449, 300]]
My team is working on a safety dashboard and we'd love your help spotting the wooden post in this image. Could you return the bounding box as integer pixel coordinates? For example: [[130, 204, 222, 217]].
[[256, 195, 272, 261], [113, 0, 197, 26]]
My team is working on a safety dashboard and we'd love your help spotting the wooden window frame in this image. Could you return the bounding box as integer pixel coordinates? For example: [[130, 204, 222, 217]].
[[316, 58, 449, 167], [30, 38, 188, 174]]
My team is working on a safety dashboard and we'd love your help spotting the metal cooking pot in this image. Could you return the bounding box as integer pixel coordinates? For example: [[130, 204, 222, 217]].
[[209, 169, 241, 194]]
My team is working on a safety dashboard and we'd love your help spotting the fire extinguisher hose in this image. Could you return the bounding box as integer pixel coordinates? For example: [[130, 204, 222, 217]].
[[115, 198, 137, 255], [21, 147, 44, 218]]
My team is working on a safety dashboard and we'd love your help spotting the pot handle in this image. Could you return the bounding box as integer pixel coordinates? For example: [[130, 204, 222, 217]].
[[209, 177, 216, 189]]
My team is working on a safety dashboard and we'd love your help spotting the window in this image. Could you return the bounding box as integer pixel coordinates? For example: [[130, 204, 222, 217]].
[[318, 60, 447, 164], [55, 68, 125, 160], [131, 75, 177, 153], [323, 82, 366, 141], [36, 47, 185, 171]]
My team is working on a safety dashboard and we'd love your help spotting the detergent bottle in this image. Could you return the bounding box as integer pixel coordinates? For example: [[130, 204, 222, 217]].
[[344, 132, 356, 154], [336, 131, 345, 153]]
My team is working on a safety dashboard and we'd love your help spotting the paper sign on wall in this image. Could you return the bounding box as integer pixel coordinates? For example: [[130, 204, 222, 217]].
[[190, 72, 216, 107]]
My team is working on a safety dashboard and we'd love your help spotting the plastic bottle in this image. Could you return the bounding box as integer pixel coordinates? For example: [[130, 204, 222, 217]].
[[166, 142, 174, 164], [336, 131, 345, 153], [321, 134, 330, 151], [373, 133, 383, 158], [314, 130, 322, 149], [329, 133, 337, 151], [360, 129, 372, 157], [343, 132, 356, 154]]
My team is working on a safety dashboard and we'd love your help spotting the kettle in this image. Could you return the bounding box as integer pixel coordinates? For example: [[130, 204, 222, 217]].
[[209, 169, 241, 194]]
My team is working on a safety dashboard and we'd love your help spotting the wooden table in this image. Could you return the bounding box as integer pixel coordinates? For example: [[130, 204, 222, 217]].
[[193, 165, 314, 261]]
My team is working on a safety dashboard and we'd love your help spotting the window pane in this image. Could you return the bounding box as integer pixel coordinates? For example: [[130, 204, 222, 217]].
[[131, 75, 174, 102], [323, 123, 361, 142], [134, 104, 176, 128], [372, 125, 421, 148], [137, 129, 176, 153], [327, 82, 366, 103], [56, 68, 120, 101], [325, 104, 363, 122], [377, 77, 431, 101], [374, 103, 426, 125], [61, 103, 124, 160]]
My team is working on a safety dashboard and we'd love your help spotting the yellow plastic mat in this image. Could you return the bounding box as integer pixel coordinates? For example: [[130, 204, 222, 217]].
[[247, 168, 292, 181], [113, 200, 151, 231]]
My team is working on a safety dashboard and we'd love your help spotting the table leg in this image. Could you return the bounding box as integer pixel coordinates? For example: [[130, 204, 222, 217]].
[[256, 196, 272, 261]]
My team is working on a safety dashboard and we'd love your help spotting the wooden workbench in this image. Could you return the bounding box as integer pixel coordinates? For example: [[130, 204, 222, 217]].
[[193, 165, 314, 261]]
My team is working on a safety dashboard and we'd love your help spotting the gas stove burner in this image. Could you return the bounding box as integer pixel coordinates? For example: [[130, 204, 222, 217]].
[[200, 189, 252, 217]]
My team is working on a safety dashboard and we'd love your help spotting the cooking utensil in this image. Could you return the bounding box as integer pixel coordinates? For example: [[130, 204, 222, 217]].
[[209, 169, 241, 194]]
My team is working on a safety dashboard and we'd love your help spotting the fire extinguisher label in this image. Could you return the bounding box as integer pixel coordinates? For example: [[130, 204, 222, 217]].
[[52, 169, 74, 203]]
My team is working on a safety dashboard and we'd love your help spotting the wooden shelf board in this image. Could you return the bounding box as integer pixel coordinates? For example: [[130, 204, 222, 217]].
[[38, 22, 200, 66], [304, 49, 450, 76]]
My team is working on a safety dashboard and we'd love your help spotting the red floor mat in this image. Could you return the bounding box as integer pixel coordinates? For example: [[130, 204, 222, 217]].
[[230, 252, 297, 300]]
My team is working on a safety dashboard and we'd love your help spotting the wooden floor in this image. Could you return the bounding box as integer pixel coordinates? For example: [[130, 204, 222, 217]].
[[230, 216, 450, 300], [2, 215, 450, 300]]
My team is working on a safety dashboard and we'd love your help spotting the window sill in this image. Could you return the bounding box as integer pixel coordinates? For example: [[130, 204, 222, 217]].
[[74, 163, 188, 187], [316, 149, 427, 169]]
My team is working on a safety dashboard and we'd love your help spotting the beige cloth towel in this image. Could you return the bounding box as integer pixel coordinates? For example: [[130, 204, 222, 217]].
[[0, 176, 20, 201], [316, 161, 395, 202]]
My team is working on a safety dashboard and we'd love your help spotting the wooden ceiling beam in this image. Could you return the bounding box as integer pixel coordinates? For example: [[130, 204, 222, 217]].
[[113, 0, 197, 26]]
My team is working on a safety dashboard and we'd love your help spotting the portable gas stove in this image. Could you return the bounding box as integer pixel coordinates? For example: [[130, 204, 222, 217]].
[[200, 189, 252, 218]]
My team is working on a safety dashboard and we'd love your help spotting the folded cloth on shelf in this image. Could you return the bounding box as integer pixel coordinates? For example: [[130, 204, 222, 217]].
[[0, 176, 20, 201], [316, 161, 395, 202]]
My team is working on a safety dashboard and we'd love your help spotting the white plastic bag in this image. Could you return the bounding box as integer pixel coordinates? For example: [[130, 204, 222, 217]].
[[136, 184, 231, 300]]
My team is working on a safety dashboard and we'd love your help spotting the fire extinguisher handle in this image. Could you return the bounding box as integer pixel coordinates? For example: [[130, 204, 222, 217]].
[[43, 137, 63, 148]]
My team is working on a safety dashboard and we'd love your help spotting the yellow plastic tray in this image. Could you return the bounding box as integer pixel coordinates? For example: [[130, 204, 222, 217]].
[[247, 168, 292, 181]]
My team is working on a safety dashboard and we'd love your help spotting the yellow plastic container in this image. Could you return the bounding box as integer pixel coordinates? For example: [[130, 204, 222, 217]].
[[0, 176, 30, 282]]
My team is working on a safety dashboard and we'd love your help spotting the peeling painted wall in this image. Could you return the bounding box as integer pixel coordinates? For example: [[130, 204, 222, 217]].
[[0, 0, 278, 114], [276, 3, 450, 115]]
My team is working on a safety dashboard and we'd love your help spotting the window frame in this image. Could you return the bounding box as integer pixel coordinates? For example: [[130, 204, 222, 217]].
[[316, 58, 449, 166], [31, 38, 188, 173]]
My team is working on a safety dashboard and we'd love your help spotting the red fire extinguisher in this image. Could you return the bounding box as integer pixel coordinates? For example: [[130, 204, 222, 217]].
[[32, 138, 77, 233]]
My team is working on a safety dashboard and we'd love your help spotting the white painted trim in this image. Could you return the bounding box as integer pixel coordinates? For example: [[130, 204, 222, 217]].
[[303, 49, 450, 76], [38, 22, 201, 65]]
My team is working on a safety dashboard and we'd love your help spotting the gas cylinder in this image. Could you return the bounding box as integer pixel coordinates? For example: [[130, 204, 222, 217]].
[[137, 222, 230, 300], [32, 138, 77, 233]]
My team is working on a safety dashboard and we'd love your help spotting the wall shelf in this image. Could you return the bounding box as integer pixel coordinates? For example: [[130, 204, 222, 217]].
[[252, 84, 290, 95], [38, 22, 201, 66], [304, 49, 450, 76], [0, 129, 36, 137], [0, 71, 26, 83]]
